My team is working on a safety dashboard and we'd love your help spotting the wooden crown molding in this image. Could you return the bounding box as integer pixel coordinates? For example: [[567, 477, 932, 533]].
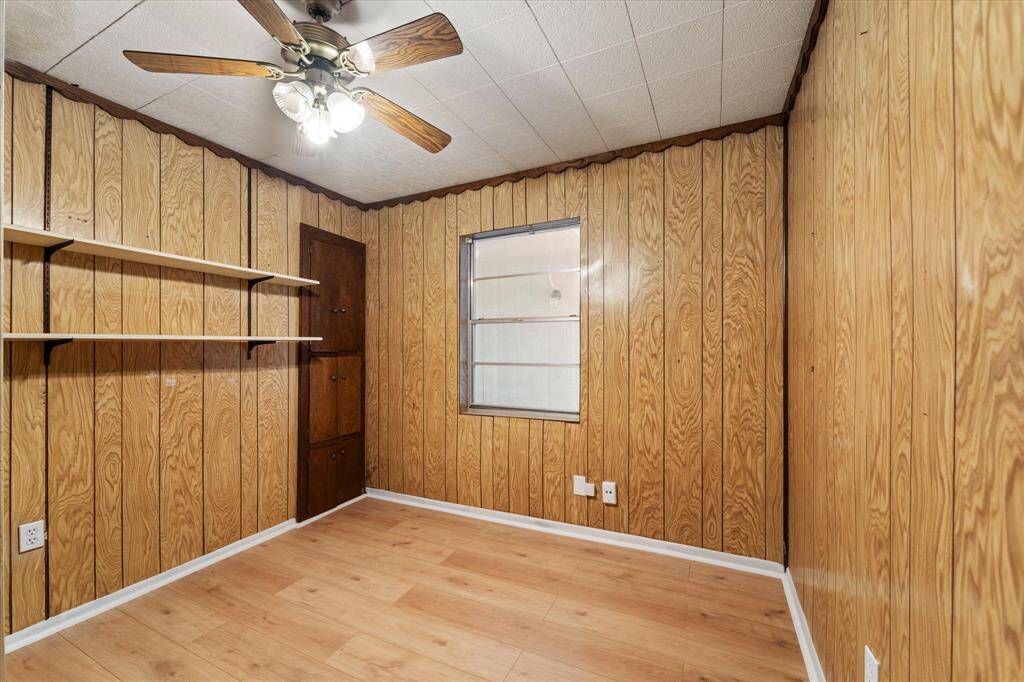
[[4, 60, 371, 211], [364, 113, 784, 210], [782, 0, 829, 119]]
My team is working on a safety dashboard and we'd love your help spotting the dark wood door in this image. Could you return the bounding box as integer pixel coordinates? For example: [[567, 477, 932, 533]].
[[298, 224, 365, 521]]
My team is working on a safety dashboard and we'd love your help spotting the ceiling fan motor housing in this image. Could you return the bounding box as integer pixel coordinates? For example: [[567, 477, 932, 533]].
[[304, 0, 348, 23]]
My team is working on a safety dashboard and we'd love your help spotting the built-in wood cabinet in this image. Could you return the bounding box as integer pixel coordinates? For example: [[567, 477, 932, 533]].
[[299, 224, 366, 519]]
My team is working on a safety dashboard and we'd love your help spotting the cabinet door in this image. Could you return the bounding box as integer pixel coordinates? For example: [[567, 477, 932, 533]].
[[335, 434, 364, 503], [309, 239, 343, 352], [308, 356, 339, 444], [309, 238, 364, 353], [336, 356, 362, 437], [334, 244, 365, 352], [307, 442, 341, 517]]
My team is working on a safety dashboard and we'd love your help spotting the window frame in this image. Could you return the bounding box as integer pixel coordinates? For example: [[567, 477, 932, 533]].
[[458, 216, 582, 423]]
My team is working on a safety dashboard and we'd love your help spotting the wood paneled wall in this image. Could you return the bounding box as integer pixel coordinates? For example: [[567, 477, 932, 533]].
[[787, 1, 1023, 679], [364, 128, 785, 560], [0, 74, 363, 634]]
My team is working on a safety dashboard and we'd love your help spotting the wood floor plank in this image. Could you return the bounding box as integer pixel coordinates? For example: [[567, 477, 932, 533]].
[[278, 577, 521, 680], [507, 651, 613, 682], [5, 634, 117, 681], [328, 632, 480, 681], [61, 610, 231, 680], [397, 585, 683, 681]]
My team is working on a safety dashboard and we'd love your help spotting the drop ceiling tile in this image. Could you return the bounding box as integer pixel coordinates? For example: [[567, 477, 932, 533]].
[[461, 9, 557, 82], [500, 144, 560, 170], [658, 100, 721, 139], [625, 0, 722, 38], [341, 0, 432, 39], [443, 84, 520, 130], [407, 52, 492, 100], [534, 116, 607, 160], [360, 70, 437, 109], [724, 0, 813, 60], [136, 1, 271, 57], [426, 0, 527, 34], [498, 64, 584, 130], [722, 39, 801, 99], [562, 40, 645, 101], [410, 101, 470, 137], [598, 115, 660, 150], [648, 63, 722, 136], [529, 1, 633, 62], [139, 84, 246, 139], [50, 36, 189, 110], [722, 82, 787, 125], [5, 1, 95, 71], [99, 3, 212, 60], [475, 116, 547, 155], [27, 0, 137, 36], [635, 11, 722, 82], [440, 132, 498, 160], [584, 84, 654, 130]]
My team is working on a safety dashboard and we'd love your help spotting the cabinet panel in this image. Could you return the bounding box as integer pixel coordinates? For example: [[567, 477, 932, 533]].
[[336, 356, 362, 437], [308, 356, 338, 444], [307, 442, 340, 517]]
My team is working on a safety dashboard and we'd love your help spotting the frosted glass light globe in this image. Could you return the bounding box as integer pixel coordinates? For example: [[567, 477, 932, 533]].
[[327, 92, 365, 133], [272, 81, 313, 123], [300, 108, 337, 145]]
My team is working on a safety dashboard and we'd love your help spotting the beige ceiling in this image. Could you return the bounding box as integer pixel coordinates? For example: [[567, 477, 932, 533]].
[[6, 0, 812, 203]]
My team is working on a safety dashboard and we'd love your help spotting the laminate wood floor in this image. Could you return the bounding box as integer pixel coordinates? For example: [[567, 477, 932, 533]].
[[5, 498, 806, 681]]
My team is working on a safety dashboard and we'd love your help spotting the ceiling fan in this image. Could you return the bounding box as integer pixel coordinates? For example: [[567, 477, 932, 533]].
[[123, 0, 462, 153]]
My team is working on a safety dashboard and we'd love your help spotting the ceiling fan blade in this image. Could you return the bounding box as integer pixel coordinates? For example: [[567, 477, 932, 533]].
[[356, 89, 451, 153], [237, 0, 305, 47], [124, 51, 280, 77], [346, 13, 462, 74]]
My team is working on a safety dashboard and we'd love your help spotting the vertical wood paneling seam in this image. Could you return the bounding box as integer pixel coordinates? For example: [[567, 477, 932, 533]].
[[700, 143, 706, 546]]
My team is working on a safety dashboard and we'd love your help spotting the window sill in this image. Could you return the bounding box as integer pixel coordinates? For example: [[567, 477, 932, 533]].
[[461, 406, 580, 423]]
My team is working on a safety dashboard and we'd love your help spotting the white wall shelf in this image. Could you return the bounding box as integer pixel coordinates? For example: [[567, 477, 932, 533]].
[[3, 224, 318, 288]]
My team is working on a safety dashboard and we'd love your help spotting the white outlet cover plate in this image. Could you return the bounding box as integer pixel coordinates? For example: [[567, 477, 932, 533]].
[[18, 520, 45, 553], [602, 481, 617, 504]]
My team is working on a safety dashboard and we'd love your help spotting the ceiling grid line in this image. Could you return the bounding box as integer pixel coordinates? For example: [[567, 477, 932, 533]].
[[622, 0, 663, 141]]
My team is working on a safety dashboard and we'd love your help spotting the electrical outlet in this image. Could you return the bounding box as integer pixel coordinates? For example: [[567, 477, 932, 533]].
[[602, 481, 617, 505], [19, 520, 45, 553], [864, 646, 879, 682], [572, 475, 595, 497]]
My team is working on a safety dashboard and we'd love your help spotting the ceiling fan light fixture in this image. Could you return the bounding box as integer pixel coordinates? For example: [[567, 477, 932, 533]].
[[272, 81, 314, 123], [300, 107, 337, 144], [327, 91, 365, 132]]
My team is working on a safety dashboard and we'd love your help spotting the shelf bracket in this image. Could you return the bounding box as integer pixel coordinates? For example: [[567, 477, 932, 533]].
[[247, 339, 275, 359], [42, 239, 75, 334], [247, 275, 274, 293], [246, 275, 274, 337], [43, 238, 75, 261], [43, 338, 73, 365]]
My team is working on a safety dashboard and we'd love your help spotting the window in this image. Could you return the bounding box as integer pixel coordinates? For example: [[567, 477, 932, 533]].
[[460, 218, 581, 421]]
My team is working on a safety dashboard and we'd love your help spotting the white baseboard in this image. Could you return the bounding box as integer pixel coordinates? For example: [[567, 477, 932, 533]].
[[782, 567, 826, 681], [3, 493, 367, 653], [366, 487, 784, 576], [365, 488, 824, 682]]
